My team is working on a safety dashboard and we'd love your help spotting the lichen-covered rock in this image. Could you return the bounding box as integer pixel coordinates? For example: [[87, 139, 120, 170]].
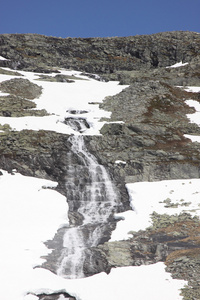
[[0, 94, 48, 117], [36, 73, 86, 82], [0, 77, 42, 99], [0, 67, 22, 76], [84, 80, 200, 185], [0, 78, 47, 117], [0, 31, 200, 73]]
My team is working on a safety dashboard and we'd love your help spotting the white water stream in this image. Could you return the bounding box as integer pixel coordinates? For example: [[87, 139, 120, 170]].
[[57, 119, 119, 279]]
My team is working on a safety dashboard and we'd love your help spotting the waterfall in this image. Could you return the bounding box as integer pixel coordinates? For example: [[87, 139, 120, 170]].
[[57, 117, 119, 279]]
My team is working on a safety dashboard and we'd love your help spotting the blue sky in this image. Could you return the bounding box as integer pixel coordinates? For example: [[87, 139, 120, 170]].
[[0, 0, 199, 38]]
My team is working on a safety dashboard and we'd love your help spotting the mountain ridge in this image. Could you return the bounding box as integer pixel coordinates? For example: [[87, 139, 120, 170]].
[[0, 31, 200, 75]]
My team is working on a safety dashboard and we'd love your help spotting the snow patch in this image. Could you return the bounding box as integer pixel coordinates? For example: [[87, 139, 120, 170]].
[[0, 55, 8, 60], [115, 160, 126, 164], [28, 263, 186, 300], [166, 61, 189, 68], [184, 86, 200, 93], [0, 91, 10, 96], [184, 97, 200, 142], [0, 69, 128, 135], [111, 179, 200, 241]]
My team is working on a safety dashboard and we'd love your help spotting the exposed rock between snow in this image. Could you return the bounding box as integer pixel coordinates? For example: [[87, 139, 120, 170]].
[[0, 31, 200, 299]]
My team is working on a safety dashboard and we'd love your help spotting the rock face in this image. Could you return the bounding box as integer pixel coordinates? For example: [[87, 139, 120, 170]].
[[85, 81, 200, 185], [0, 31, 200, 74], [0, 31, 200, 299]]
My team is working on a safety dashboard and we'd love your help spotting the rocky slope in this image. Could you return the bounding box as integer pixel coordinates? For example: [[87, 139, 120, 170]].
[[0, 31, 200, 74], [0, 31, 200, 300]]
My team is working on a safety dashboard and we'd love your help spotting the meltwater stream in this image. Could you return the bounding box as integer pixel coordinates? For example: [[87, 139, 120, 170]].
[[57, 117, 119, 279]]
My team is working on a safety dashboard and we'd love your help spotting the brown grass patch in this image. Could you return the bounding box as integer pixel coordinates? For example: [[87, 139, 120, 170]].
[[166, 248, 200, 265], [151, 220, 200, 237]]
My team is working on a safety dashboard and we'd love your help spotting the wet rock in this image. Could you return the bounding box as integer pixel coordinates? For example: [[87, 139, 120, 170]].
[[64, 118, 90, 132], [67, 109, 89, 115], [38, 292, 76, 300], [83, 248, 111, 276], [68, 211, 84, 226]]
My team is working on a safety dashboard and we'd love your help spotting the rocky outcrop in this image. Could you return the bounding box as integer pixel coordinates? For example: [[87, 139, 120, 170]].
[[81, 213, 200, 299], [38, 293, 76, 300], [0, 78, 47, 117], [84, 81, 200, 184], [0, 31, 200, 74], [0, 77, 42, 99]]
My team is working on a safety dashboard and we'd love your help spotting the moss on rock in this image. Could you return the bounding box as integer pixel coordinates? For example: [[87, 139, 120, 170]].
[[0, 77, 42, 99]]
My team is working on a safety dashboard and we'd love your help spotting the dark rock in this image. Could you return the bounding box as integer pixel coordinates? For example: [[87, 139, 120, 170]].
[[83, 248, 111, 276], [38, 292, 76, 300], [67, 109, 89, 115], [64, 117, 90, 132], [2, 110, 11, 117]]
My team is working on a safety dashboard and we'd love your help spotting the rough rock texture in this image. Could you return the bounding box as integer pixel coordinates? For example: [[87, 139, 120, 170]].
[[0, 94, 47, 117], [84, 82, 200, 188], [0, 77, 42, 99], [0, 31, 200, 299], [38, 293, 76, 300], [0, 78, 47, 117], [0, 31, 200, 74]]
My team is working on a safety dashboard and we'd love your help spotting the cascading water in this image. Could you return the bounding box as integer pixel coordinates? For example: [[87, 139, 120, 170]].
[[57, 114, 119, 279]]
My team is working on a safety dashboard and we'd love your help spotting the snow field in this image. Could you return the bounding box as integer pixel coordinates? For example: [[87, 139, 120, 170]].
[[0, 64, 196, 299], [0, 69, 128, 135], [111, 179, 200, 241], [0, 173, 190, 300], [0, 170, 68, 300], [26, 262, 186, 300]]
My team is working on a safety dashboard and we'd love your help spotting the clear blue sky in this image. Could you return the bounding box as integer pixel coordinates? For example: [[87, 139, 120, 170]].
[[0, 0, 199, 38]]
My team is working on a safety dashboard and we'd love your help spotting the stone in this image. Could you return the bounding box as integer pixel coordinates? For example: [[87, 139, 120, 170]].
[[38, 293, 76, 300], [0, 32, 200, 74], [0, 78, 42, 99]]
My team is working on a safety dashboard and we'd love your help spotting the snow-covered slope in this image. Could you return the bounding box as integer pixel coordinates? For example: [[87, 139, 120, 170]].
[[1, 65, 200, 300], [0, 69, 127, 135]]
